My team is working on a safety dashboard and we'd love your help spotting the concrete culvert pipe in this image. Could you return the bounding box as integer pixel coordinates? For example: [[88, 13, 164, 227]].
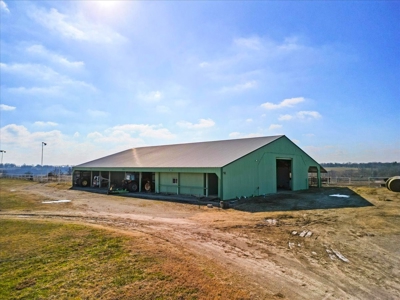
[[387, 176, 400, 192]]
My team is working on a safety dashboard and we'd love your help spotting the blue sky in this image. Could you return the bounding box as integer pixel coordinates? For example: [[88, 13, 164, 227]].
[[1, 1, 399, 165]]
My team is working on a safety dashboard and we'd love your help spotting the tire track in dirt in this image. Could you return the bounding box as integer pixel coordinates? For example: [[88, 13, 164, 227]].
[[2, 182, 400, 300]]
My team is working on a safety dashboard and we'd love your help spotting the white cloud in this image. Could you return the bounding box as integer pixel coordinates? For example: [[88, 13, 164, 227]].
[[229, 132, 241, 138], [200, 35, 326, 83], [0, 104, 16, 111], [139, 91, 162, 102], [246, 118, 253, 123], [176, 118, 215, 130], [87, 131, 105, 140], [87, 109, 108, 118], [261, 97, 305, 110], [234, 36, 262, 50], [278, 114, 293, 121], [108, 124, 175, 139], [7, 86, 61, 95], [86, 130, 145, 149], [0, 123, 112, 165], [26, 45, 84, 68], [174, 99, 190, 107], [199, 62, 210, 68], [1, 62, 96, 93], [29, 7, 125, 43], [0, 124, 63, 148], [229, 132, 263, 138], [156, 105, 171, 113], [73, 132, 80, 138], [1, 1, 9, 13], [1, 62, 58, 79], [34, 121, 58, 127], [277, 111, 322, 121], [277, 37, 302, 52], [297, 111, 322, 119], [219, 81, 257, 93], [268, 124, 282, 130]]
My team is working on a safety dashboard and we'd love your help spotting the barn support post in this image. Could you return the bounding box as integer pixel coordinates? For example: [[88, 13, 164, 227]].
[[139, 172, 142, 192], [156, 172, 160, 193], [205, 173, 209, 197], [108, 171, 111, 190], [317, 168, 321, 188], [177, 173, 180, 195], [218, 169, 223, 200]]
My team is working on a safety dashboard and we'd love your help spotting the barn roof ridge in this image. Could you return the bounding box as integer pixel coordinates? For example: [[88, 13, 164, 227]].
[[76, 135, 285, 169], [131, 134, 284, 150]]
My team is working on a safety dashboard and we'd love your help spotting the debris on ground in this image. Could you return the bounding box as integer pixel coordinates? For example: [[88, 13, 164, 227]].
[[332, 249, 350, 263], [299, 230, 307, 237], [326, 248, 349, 263], [265, 218, 278, 226], [330, 194, 350, 198], [42, 200, 71, 203], [326, 249, 337, 260]]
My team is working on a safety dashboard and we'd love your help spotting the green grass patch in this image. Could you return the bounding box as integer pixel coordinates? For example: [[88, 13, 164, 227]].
[[0, 219, 173, 299], [0, 179, 252, 299], [0, 179, 53, 211], [0, 219, 251, 299]]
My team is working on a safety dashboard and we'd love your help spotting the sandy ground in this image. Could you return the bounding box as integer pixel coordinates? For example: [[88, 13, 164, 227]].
[[1, 183, 399, 299]]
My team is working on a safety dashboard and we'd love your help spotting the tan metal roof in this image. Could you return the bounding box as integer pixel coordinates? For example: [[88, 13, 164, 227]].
[[76, 135, 284, 168]]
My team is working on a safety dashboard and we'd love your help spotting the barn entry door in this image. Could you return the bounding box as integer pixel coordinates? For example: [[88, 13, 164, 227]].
[[206, 173, 219, 197], [276, 159, 292, 190]]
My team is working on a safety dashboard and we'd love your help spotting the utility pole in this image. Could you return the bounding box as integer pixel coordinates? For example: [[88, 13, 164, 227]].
[[0, 150, 6, 166], [0, 150, 6, 174], [41, 142, 47, 167]]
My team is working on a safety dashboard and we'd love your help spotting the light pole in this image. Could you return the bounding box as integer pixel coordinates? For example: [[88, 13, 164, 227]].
[[0, 150, 5, 173], [0, 150, 5, 165], [41, 142, 47, 167]]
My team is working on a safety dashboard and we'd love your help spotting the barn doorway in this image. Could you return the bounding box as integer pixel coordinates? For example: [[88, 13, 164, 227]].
[[308, 166, 319, 187], [276, 159, 292, 190], [207, 173, 219, 196], [141, 172, 155, 192]]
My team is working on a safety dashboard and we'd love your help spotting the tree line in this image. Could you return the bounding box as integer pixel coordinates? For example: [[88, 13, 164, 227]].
[[0, 164, 72, 176], [321, 162, 399, 177]]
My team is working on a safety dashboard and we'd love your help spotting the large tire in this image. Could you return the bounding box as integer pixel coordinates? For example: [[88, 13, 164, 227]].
[[129, 182, 138, 192], [144, 182, 151, 192], [81, 178, 89, 187], [387, 176, 400, 192]]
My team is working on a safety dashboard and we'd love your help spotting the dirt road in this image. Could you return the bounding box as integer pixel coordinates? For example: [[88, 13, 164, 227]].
[[1, 182, 399, 299]]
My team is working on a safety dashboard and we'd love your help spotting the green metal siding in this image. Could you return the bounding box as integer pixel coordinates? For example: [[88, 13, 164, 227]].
[[160, 172, 179, 194], [72, 136, 323, 201], [180, 173, 204, 196], [222, 136, 321, 200]]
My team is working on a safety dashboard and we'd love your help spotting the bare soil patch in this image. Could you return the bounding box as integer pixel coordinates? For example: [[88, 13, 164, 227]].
[[1, 179, 399, 299]]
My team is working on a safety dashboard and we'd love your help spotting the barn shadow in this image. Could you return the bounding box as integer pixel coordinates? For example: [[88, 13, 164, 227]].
[[231, 187, 374, 213]]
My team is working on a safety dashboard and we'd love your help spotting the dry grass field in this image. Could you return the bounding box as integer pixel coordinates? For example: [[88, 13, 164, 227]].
[[0, 178, 399, 299]]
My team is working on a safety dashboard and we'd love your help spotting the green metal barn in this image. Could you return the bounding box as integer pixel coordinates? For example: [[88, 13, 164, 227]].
[[72, 135, 326, 200]]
